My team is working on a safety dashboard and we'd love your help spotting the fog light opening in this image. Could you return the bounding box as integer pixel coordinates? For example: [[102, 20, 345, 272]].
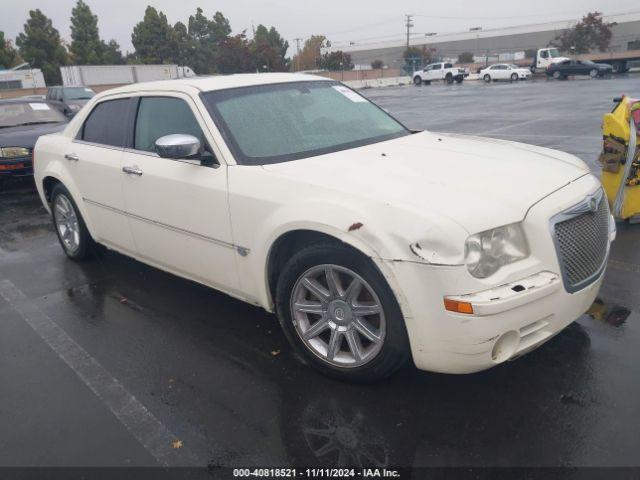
[[491, 331, 520, 363]]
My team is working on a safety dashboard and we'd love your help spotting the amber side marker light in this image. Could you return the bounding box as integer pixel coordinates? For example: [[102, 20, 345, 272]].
[[444, 298, 474, 314]]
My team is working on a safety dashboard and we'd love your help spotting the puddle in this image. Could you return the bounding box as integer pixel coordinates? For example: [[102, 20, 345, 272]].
[[587, 298, 631, 327]]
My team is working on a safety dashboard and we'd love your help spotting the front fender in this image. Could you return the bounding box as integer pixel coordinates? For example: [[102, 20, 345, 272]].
[[240, 197, 469, 311]]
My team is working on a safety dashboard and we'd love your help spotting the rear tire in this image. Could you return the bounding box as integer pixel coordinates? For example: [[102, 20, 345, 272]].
[[589, 69, 598, 78], [275, 243, 410, 382], [445, 73, 453, 84], [51, 183, 98, 261]]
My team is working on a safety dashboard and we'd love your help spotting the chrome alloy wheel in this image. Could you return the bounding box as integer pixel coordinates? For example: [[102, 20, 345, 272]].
[[54, 194, 80, 253], [290, 265, 386, 368]]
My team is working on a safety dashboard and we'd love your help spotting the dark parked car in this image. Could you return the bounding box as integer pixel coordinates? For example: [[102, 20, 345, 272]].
[[546, 59, 613, 79], [46, 85, 96, 117], [0, 99, 67, 178]]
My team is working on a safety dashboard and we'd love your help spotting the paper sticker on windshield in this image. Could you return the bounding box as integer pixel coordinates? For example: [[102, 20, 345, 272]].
[[84, 88, 93, 92], [29, 103, 50, 111], [332, 85, 368, 103]]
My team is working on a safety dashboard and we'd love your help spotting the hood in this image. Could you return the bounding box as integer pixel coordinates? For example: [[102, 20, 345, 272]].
[[0, 123, 67, 149], [262, 131, 589, 234], [551, 56, 571, 64]]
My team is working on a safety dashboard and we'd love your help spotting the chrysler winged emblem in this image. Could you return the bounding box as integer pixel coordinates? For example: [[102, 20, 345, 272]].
[[564, 189, 603, 216]]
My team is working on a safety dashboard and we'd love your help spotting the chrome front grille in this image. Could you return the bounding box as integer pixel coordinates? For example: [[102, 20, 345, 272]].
[[551, 189, 610, 293]]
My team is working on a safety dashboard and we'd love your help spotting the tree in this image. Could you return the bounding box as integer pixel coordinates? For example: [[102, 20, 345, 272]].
[[184, 8, 232, 74], [252, 24, 289, 72], [554, 12, 616, 54], [403, 45, 436, 71], [131, 6, 174, 64], [16, 9, 68, 84], [171, 21, 191, 66], [371, 59, 383, 69], [0, 31, 22, 69], [292, 35, 327, 71], [457, 52, 474, 63], [101, 39, 124, 64], [216, 33, 254, 74], [319, 51, 353, 71], [69, 0, 102, 64]]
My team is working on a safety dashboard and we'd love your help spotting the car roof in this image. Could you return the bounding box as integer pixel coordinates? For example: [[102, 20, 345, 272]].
[[104, 73, 331, 96]]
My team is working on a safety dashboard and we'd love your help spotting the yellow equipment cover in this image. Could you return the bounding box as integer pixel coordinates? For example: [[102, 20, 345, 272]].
[[599, 96, 640, 220]]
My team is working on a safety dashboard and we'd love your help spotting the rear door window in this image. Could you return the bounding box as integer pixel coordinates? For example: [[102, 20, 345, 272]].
[[133, 97, 205, 153], [81, 98, 131, 147]]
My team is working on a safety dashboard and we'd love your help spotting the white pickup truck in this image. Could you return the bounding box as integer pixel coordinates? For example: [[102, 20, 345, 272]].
[[412, 62, 468, 85]]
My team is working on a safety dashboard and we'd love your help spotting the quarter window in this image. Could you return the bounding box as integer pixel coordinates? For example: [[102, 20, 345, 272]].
[[82, 99, 130, 147], [134, 97, 205, 153]]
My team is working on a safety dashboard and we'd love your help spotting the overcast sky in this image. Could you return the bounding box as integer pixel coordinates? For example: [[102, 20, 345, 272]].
[[2, 0, 639, 56]]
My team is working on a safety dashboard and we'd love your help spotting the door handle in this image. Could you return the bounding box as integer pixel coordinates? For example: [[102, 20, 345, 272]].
[[122, 165, 143, 176], [64, 153, 79, 162]]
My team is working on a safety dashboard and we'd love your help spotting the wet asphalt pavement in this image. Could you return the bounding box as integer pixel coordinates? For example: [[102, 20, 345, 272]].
[[1, 75, 639, 472]]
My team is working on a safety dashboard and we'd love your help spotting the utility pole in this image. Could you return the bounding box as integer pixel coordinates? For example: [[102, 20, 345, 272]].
[[405, 14, 414, 50], [294, 37, 302, 71]]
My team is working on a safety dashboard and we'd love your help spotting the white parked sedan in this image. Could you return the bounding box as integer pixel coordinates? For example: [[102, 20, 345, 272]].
[[34, 73, 614, 381], [480, 64, 532, 82]]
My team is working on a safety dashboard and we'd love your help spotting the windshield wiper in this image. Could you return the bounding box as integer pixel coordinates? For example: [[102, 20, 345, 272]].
[[0, 121, 61, 128]]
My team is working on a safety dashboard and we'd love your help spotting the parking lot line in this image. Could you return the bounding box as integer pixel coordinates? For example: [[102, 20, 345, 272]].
[[0, 278, 199, 467]]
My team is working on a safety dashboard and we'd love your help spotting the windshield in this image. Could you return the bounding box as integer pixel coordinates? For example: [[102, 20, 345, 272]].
[[0, 102, 66, 128], [201, 81, 410, 165], [549, 48, 560, 58], [63, 87, 95, 100]]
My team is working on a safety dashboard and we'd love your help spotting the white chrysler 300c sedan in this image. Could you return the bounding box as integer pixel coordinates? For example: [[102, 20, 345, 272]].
[[34, 73, 616, 381]]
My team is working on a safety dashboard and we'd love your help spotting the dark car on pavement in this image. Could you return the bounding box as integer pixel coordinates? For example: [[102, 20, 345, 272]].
[[46, 85, 96, 117], [0, 98, 67, 179], [546, 59, 613, 79]]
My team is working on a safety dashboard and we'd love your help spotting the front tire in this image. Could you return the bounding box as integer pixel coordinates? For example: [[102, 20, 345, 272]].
[[510, 73, 518, 82], [552, 70, 562, 79], [275, 243, 409, 382], [445, 73, 453, 84], [483, 74, 491, 83], [589, 68, 598, 78], [51, 183, 97, 260], [413, 76, 422, 86]]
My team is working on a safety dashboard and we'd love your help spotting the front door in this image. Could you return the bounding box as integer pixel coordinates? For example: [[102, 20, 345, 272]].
[[120, 94, 239, 293]]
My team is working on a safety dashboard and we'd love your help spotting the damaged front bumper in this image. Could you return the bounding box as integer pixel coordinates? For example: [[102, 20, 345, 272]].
[[377, 259, 603, 374]]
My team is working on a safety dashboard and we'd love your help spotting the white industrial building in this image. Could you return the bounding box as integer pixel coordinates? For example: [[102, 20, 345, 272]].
[[324, 11, 640, 69]]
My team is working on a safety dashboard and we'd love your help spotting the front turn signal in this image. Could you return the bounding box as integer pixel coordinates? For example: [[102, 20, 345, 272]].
[[444, 298, 474, 314]]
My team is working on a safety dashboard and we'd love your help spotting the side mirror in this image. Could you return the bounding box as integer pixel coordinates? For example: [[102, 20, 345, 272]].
[[155, 134, 201, 159]]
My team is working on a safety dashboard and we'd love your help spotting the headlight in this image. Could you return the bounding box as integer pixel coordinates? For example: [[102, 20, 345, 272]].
[[464, 223, 529, 278], [69, 104, 81, 112], [0, 147, 31, 158]]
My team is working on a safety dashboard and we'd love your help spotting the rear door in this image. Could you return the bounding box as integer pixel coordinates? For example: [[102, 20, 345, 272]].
[[68, 96, 137, 254], [120, 93, 239, 292]]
